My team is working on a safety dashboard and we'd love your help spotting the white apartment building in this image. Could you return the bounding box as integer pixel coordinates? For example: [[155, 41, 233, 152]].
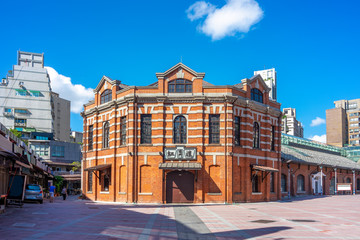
[[0, 51, 70, 141], [254, 68, 277, 101], [282, 108, 304, 138]]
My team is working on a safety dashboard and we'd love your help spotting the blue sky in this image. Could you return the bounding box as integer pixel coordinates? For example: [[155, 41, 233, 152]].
[[1, 0, 359, 142]]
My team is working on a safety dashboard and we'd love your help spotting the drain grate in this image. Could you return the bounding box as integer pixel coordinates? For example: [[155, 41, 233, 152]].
[[251, 219, 276, 224], [249, 208, 257, 210], [289, 219, 316, 223], [88, 207, 99, 209]]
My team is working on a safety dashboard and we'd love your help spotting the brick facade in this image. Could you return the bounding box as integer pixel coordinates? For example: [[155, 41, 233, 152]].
[[81, 63, 282, 203]]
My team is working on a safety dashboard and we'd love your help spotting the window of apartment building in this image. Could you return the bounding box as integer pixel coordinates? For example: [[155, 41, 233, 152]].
[[251, 88, 263, 103], [234, 117, 241, 146], [31, 144, 49, 156], [88, 125, 93, 150], [100, 168, 111, 192], [15, 89, 29, 96], [297, 174, 305, 192], [350, 123, 359, 127], [271, 126, 275, 151], [14, 109, 28, 114], [253, 122, 260, 149], [14, 118, 26, 127], [281, 174, 287, 192], [100, 89, 112, 104], [52, 145, 64, 157], [88, 171, 93, 192], [252, 174, 260, 193], [141, 114, 152, 144], [168, 79, 192, 93], [209, 114, 220, 144], [270, 172, 275, 193], [29, 90, 41, 97], [173, 115, 187, 144], [350, 118, 358, 122], [4, 108, 11, 113], [120, 116, 126, 146], [102, 121, 110, 148]]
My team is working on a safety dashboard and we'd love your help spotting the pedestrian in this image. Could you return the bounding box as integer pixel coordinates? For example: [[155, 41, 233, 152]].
[[49, 185, 56, 203], [61, 186, 67, 200]]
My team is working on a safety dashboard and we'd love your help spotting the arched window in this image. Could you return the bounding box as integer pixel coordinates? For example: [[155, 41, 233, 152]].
[[357, 178, 360, 191], [102, 121, 109, 148], [253, 122, 260, 149], [251, 88, 263, 103], [297, 174, 305, 192], [100, 89, 112, 104], [173, 115, 187, 144], [252, 174, 259, 193], [168, 79, 192, 93], [281, 174, 287, 192], [346, 177, 351, 183]]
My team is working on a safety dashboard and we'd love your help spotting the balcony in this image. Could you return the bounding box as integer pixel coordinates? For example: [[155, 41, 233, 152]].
[[52, 170, 81, 176]]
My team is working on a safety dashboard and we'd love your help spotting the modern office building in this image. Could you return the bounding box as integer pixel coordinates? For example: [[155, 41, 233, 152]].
[[82, 63, 283, 204], [327, 98, 360, 147], [0, 51, 70, 142], [70, 131, 83, 143], [254, 68, 277, 101], [281, 108, 304, 138]]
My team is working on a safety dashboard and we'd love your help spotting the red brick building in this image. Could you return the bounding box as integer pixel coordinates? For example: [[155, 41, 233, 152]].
[[281, 134, 360, 197], [81, 63, 282, 203]]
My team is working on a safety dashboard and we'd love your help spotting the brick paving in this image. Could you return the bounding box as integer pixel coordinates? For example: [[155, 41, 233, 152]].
[[1, 195, 360, 239]]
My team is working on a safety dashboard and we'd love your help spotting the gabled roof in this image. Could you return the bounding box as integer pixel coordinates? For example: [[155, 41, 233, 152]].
[[155, 63, 205, 79], [247, 74, 271, 92], [93, 76, 122, 93], [282, 145, 360, 170]]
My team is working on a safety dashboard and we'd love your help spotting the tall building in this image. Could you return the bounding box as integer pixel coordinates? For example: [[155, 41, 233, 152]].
[[327, 98, 360, 147], [82, 63, 283, 204], [0, 51, 70, 142], [254, 68, 277, 101], [52, 92, 70, 142], [281, 108, 304, 138]]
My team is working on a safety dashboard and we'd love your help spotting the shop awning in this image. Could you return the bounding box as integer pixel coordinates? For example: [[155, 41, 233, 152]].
[[252, 165, 279, 172], [159, 162, 202, 170], [84, 164, 111, 171]]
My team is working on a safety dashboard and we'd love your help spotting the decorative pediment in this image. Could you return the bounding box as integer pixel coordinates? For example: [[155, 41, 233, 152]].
[[155, 63, 205, 80], [93, 76, 121, 93], [248, 74, 271, 92]]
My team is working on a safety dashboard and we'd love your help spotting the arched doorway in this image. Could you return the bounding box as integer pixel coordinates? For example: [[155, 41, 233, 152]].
[[166, 171, 194, 203]]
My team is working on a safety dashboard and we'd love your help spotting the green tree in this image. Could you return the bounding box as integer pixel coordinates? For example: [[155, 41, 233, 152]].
[[71, 161, 81, 172], [54, 176, 64, 194]]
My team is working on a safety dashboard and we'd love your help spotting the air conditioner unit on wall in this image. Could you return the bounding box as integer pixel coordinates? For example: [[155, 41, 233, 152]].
[[19, 81, 24, 88], [1, 78, 8, 85]]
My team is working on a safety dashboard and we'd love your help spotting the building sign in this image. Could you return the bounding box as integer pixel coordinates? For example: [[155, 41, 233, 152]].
[[337, 183, 352, 191], [164, 147, 197, 160]]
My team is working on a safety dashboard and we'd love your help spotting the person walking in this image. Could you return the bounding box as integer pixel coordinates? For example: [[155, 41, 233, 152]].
[[61, 186, 67, 200], [49, 185, 56, 203]]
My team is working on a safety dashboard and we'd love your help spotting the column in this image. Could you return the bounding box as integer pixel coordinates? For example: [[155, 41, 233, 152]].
[[353, 170, 356, 195], [334, 168, 337, 195], [320, 166, 323, 196]]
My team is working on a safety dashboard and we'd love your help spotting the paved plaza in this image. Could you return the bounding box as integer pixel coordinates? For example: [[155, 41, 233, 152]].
[[1, 195, 360, 239]]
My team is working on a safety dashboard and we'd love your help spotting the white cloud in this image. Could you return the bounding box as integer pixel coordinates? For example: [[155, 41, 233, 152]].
[[45, 67, 93, 114], [310, 117, 326, 127], [186, 0, 264, 40], [187, 1, 216, 21], [309, 134, 327, 143]]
